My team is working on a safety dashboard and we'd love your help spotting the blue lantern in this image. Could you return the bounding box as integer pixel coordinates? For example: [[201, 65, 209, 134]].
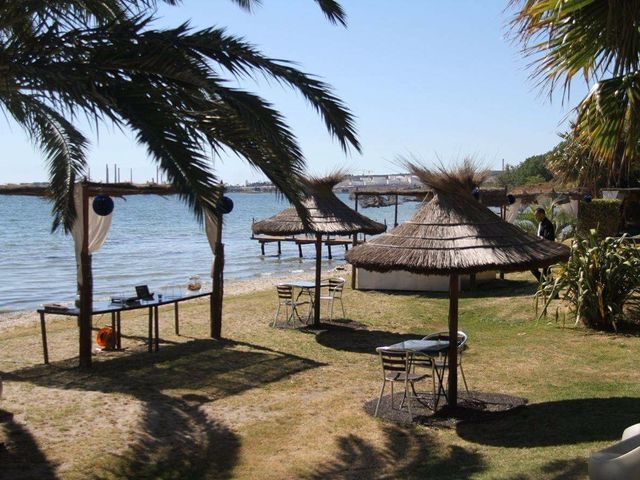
[[583, 194, 593, 203], [219, 196, 234, 215], [507, 194, 516, 205], [472, 187, 480, 200], [93, 195, 114, 216]]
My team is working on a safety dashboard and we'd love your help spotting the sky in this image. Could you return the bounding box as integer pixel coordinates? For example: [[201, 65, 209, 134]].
[[0, 0, 588, 185]]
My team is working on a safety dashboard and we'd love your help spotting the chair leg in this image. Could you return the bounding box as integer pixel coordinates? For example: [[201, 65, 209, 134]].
[[272, 303, 281, 327], [460, 361, 470, 394], [328, 299, 334, 321], [374, 380, 386, 417], [432, 364, 439, 411], [340, 298, 346, 319], [390, 381, 395, 409], [405, 379, 412, 419]]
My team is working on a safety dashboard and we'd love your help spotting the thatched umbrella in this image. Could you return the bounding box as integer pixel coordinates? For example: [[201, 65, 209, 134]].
[[345, 162, 570, 407], [252, 174, 386, 326]]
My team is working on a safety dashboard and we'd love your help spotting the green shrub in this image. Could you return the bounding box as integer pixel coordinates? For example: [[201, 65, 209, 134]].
[[537, 230, 640, 331], [577, 199, 621, 237]]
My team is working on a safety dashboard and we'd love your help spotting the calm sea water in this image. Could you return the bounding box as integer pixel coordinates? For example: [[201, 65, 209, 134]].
[[0, 192, 419, 312]]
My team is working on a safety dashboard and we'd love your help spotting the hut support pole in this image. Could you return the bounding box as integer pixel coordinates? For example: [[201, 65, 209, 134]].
[[314, 233, 323, 326], [79, 184, 93, 368], [448, 273, 459, 408], [394, 195, 399, 227], [351, 234, 357, 289], [211, 210, 224, 339]]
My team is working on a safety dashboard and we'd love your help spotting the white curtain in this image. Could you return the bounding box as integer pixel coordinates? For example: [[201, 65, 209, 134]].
[[204, 210, 219, 276], [71, 184, 113, 285], [506, 199, 522, 223]]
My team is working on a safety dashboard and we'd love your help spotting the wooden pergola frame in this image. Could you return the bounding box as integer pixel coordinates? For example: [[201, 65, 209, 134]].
[[75, 181, 223, 368]]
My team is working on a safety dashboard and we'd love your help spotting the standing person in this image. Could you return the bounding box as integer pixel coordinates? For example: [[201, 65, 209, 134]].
[[531, 207, 556, 281]]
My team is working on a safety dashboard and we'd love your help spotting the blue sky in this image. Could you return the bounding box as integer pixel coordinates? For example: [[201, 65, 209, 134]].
[[1, 0, 587, 185]]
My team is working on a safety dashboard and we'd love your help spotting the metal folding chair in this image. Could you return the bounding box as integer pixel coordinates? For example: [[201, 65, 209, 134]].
[[374, 347, 437, 418], [421, 331, 470, 398], [319, 277, 346, 321], [272, 285, 309, 327]]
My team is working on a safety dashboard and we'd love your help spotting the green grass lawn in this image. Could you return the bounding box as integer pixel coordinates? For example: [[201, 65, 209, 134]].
[[1, 272, 639, 479]]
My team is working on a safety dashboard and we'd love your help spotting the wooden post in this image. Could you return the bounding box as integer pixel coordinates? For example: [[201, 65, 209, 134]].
[[351, 233, 358, 290], [154, 305, 159, 352], [174, 302, 179, 335], [211, 210, 224, 339], [313, 233, 323, 326], [448, 273, 459, 408], [298, 242, 303, 258], [327, 240, 332, 260], [79, 183, 93, 368], [39, 311, 49, 364], [260, 242, 265, 256], [354, 192, 359, 212], [277, 241, 281, 255], [394, 194, 399, 227], [147, 307, 153, 353]]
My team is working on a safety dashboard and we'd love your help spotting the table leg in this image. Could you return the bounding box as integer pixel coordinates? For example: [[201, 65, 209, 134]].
[[147, 307, 153, 353], [39, 311, 49, 365], [111, 312, 116, 348], [116, 311, 122, 350], [306, 288, 314, 323], [174, 302, 179, 336], [154, 305, 159, 352], [436, 356, 449, 404]]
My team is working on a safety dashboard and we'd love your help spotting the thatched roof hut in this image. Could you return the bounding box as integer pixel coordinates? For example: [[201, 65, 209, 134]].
[[346, 161, 570, 408], [345, 175, 569, 275], [253, 173, 386, 326], [252, 174, 386, 237]]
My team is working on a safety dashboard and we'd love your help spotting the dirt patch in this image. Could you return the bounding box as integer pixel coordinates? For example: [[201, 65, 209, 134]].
[[364, 391, 528, 428]]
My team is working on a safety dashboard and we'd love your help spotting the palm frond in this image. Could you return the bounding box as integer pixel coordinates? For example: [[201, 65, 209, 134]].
[[229, 0, 346, 26], [2, 93, 87, 231]]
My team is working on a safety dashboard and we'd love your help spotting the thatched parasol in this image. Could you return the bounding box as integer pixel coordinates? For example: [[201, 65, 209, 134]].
[[253, 173, 386, 326], [346, 161, 570, 407]]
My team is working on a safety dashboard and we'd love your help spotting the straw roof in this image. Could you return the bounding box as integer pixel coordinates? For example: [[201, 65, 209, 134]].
[[252, 173, 387, 236], [346, 162, 570, 274]]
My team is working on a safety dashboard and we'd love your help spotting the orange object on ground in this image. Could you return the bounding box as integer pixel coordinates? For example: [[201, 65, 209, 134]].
[[96, 326, 115, 349]]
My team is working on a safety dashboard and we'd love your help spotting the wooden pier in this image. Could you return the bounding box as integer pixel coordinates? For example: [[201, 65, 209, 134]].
[[252, 234, 355, 259]]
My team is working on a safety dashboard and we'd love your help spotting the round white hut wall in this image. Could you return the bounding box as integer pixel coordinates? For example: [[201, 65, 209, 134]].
[[356, 268, 496, 292]]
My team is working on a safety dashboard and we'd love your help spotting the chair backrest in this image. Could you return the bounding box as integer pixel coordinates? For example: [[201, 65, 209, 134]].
[[375, 347, 410, 377], [276, 285, 293, 300], [422, 331, 468, 351], [328, 278, 345, 296]]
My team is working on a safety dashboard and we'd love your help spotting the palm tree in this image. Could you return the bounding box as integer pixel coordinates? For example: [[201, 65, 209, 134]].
[[0, 0, 359, 231], [510, 0, 640, 187]]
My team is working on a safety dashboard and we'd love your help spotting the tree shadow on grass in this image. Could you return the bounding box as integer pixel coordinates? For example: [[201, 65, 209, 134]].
[[89, 393, 239, 480], [457, 397, 640, 448], [311, 323, 418, 355], [0, 408, 59, 480], [5, 338, 323, 479], [301, 424, 486, 480]]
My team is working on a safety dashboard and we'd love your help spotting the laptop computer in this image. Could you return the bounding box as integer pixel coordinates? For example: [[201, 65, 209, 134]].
[[135, 285, 154, 301]]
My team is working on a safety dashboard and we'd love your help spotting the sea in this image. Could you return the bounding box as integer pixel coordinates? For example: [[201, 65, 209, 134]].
[[0, 192, 419, 312]]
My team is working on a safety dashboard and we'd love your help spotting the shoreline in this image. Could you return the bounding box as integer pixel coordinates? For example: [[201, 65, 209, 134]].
[[0, 263, 350, 331]]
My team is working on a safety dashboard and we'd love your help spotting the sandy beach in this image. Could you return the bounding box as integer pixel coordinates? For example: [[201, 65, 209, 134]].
[[0, 263, 350, 332]]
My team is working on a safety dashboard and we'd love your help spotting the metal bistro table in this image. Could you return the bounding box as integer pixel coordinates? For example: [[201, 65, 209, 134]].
[[386, 339, 451, 404], [37, 289, 212, 364], [281, 280, 330, 323]]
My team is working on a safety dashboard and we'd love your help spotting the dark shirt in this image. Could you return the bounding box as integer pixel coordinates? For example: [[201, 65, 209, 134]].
[[538, 217, 555, 241]]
